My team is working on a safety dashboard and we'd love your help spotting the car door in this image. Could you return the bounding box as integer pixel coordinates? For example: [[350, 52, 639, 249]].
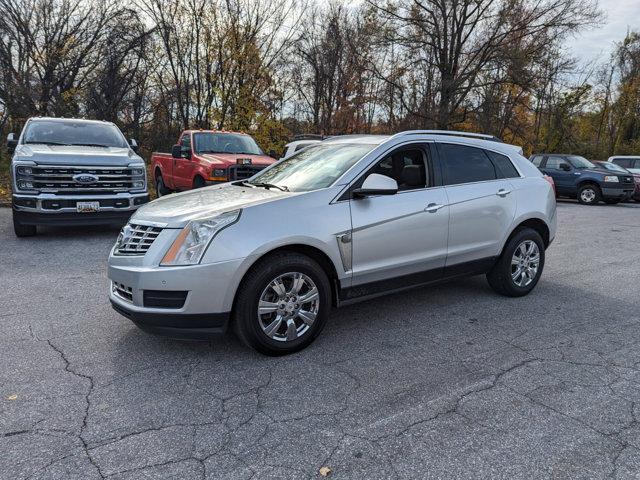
[[437, 143, 517, 266], [173, 133, 194, 190], [541, 156, 575, 194], [349, 144, 449, 287]]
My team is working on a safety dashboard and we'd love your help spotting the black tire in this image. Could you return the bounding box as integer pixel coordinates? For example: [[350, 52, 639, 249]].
[[233, 252, 332, 356], [604, 198, 621, 205], [577, 183, 601, 205], [486, 227, 545, 297], [193, 176, 206, 189], [13, 212, 36, 237], [155, 172, 171, 197]]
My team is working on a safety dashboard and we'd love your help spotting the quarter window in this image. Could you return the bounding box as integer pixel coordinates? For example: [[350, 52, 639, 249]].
[[486, 150, 520, 178], [439, 144, 497, 185], [180, 134, 191, 152], [611, 158, 633, 168], [530, 155, 543, 167]]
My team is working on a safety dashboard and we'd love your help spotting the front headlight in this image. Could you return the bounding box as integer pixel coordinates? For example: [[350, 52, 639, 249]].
[[604, 175, 619, 182], [160, 210, 240, 266]]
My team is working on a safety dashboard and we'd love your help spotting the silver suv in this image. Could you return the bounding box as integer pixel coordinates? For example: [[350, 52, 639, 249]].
[[108, 131, 557, 355]]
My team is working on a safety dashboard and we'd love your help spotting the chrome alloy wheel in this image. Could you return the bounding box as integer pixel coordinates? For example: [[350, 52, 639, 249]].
[[580, 188, 596, 203], [511, 240, 540, 287], [257, 272, 320, 342]]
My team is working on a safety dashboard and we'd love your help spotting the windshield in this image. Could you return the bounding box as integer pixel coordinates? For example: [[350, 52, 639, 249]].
[[597, 162, 627, 172], [248, 143, 376, 192], [567, 156, 595, 169], [22, 120, 128, 148], [194, 132, 263, 155]]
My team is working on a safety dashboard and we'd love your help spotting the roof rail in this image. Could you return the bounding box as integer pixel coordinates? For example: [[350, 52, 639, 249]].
[[392, 130, 503, 143], [292, 134, 324, 141]]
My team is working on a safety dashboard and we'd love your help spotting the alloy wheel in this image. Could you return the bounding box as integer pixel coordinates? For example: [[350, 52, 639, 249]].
[[257, 272, 320, 342], [511, 240, 540, 287]]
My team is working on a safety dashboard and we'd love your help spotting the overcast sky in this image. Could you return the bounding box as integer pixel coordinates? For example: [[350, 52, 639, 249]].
[[567, 0, 640, 64]]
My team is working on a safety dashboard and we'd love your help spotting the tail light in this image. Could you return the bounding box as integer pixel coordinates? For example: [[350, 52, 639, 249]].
[[543, 175, 555, 193]]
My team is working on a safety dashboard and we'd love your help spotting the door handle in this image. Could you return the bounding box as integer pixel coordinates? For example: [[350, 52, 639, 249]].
[[496, 189, 511, 197], [425, 203, 445, 213]]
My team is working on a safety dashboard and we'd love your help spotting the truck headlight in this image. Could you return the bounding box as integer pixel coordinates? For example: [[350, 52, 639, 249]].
[[160, 210, 240, 266], [604, 175, 619, 182]]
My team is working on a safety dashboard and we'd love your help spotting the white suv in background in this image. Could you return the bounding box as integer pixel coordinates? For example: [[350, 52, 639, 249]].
[[108, 130, 557, 355]]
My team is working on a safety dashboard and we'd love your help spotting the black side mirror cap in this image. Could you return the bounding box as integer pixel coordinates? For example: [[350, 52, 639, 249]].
[[171, 145, 182, 159], [560, 164, 571, 171], [268, 149, 278, 159], [129, 138, 139, 153], [7, 133, 17, 153]]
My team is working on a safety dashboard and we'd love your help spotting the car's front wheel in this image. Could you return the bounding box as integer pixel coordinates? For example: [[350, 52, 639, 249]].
[[486, 227, 545, 297], [577, 184, 601, 205], [233, 252, 331, 355], [13, 212, 36, 237]]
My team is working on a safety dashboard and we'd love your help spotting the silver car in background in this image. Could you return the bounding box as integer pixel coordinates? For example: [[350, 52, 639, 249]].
[[108, 131, 557, 355]]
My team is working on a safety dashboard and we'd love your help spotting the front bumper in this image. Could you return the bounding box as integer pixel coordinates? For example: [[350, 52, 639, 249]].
[[108, 257, 248, 339], [12, 192, 149, 226], [601, 187, 634, 200]]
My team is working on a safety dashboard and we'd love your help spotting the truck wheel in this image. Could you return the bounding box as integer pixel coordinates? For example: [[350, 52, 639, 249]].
[[155, 173, 171, 197], [13, 212, 37, 237], [577, 184, 601, 205], [193, 176, 206, 189], [486, 227, 545, 297], [233, 252, 331, 356]]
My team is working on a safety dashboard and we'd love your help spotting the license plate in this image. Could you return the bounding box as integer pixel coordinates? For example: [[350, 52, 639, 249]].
[[76, 201, 100, 213]]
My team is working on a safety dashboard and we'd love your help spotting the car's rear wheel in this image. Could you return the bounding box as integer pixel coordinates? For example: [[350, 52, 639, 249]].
[[155, 172, 171, 197], [233, 252, 331, 355], [487, 228, 545, 297], [577, 184, 601, 205], [13, 212, 36, 237]]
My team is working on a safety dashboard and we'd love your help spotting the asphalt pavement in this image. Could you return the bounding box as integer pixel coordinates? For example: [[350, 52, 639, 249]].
[[1, 201, 640, 479]]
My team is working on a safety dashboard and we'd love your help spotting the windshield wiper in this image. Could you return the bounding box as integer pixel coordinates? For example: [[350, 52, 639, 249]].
[[244, 181, 288, 192], [69, 143, 110, 148], [24, 141, 71, 146]]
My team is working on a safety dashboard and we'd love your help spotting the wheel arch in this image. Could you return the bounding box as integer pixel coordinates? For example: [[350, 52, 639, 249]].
[[576, 179, 601, 190], [504, 217, 550, 251], [232, 243, 341, 312]]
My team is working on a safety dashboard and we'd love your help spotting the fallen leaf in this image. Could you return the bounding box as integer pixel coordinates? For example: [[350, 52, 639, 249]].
[[7, 394, 17, 400], [319, 466, 332, 477]]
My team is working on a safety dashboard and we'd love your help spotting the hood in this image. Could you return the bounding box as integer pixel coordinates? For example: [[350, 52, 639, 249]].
[[198, 152, 276, 166], [131, 183, 291, 228], [14, 144, 139, 166]]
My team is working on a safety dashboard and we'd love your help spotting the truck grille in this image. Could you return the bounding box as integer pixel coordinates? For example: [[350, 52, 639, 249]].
[[622, 175, 634, 184], [114, 224, 162, 255], [24, 165, 145, 194], [228, 165, 266, 180]]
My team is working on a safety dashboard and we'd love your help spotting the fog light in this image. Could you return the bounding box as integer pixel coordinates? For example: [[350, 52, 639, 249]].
[[18, 181, 34, 189], [133, 181, 144, 188]]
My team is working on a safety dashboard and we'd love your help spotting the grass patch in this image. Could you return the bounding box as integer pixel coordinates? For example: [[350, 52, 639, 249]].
[[0, 155, 11, 205]]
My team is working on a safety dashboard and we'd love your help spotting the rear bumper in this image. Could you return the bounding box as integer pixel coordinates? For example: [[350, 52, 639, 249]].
[[110, 300, 230, 339]]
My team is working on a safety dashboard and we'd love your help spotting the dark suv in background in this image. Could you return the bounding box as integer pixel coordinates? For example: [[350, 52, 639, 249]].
[[530, 154, 635, 205]]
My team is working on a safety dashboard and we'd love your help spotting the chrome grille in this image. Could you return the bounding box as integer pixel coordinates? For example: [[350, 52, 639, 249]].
[[228, 165, 265, 180], [22, 165, 145, 194], [114, 224, 162, 255], [112, 282, 133, 303]]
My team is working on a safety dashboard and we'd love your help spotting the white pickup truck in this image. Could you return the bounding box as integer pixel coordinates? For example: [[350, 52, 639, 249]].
[[8, 117, 149, 236]]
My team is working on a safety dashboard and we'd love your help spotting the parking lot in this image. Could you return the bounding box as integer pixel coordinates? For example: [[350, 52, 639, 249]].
[[1, 201, 639, 479]]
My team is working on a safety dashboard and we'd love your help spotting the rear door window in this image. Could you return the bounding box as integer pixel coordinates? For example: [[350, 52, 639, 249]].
[[439, 143, 497, 185], [530, 155, 543, 167], [611, 158, 633, 168], [486, 150, 520, 178]]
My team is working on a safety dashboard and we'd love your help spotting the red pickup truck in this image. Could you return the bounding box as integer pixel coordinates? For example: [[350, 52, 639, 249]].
[[151, 130, 276, 195]]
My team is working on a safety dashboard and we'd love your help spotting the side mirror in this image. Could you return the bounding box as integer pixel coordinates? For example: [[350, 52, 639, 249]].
[[7, 133, 17, 153], [560, 163, 571, 171], [172, 144, 191, 159], [268, 149, 278, 159], [353, 173, 398, 198], [129, 138, 139, 153]]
